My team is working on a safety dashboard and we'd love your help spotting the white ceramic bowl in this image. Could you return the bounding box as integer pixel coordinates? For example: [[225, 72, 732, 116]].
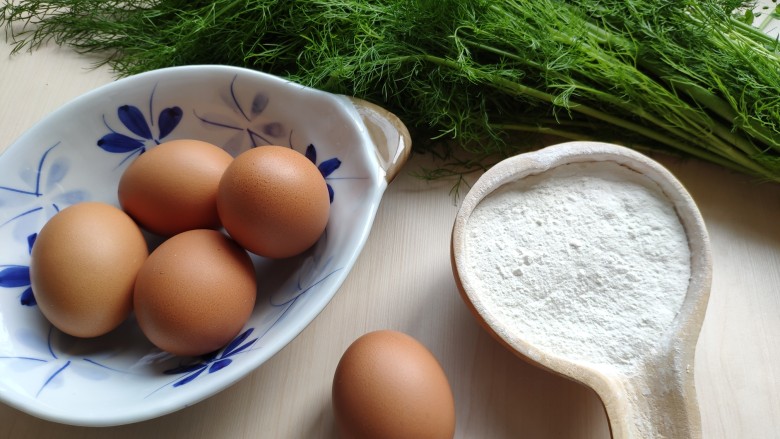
[[0, 65, 411, 426]]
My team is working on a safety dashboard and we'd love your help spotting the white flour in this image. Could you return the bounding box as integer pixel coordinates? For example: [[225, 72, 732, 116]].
[[464, 161, 690, 370]]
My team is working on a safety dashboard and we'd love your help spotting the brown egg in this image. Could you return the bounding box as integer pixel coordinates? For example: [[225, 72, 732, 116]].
[[133, 229, 257, 356], [332, 330, 456, 439], [29, 202, 149, 338], [118, 139, 233, 236], [216, 145, 330, 259]]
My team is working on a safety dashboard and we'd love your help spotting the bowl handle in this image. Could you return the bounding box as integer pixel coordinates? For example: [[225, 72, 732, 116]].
[[348, 97, 412, 183]]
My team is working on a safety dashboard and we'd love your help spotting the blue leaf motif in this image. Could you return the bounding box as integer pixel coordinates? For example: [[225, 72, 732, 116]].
[[27, 233, 37, 252], [20, 287, 36, 306], [223, 328, 255, 357], [0, 234, 37, 306], [97, 133, 146, 153], [118, 105, 153, 139], [318, 158, 342, 178], [172, 366, 207, 387], [0, 266, 29, 287], [229, 339, 256, 356], [305, 144, 317, 163], [56, 190, 89, 205], [0, 142, 84, 237], [158, 107, 183, 139], [98, 85, 183, 160], [303, 144, 341, 203], [251, 93, 269, 116], [45, 157, 68, 189], [263, 122, 284, 137], [208, 359, 232, 373], [197, 76, 289, 150], [0, 324, 130, 398], [161, 328, 258, 389], [164, 362, 209, 375], [37, 360, 72, 397]]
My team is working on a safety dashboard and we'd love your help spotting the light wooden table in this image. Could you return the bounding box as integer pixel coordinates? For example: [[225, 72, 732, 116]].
[[1, 40, 779, 439]]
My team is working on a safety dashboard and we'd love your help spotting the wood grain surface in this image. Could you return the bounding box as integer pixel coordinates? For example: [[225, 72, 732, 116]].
[[1, 37, 779, 439]]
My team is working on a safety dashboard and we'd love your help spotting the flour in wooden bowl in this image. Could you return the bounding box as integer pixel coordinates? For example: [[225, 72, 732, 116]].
[[463, 161, 691, 371]]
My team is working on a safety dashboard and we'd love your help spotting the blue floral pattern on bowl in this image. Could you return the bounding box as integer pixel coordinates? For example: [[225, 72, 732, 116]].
[[97, 85, 183, 164], [194, 74, 287, 155], [161, 328, 259, 389], [0, 65, 396, 427], [305, 144, 342, 203], [0, 141, 89, 240], [0, 233, 37, 306], [0, 323, 132, 398]]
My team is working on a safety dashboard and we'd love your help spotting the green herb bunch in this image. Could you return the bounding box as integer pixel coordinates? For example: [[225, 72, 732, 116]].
[[2, 0, 779, 181]]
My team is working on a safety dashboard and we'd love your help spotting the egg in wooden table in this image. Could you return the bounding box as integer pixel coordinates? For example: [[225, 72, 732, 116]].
[[332, 330, 456, 439]]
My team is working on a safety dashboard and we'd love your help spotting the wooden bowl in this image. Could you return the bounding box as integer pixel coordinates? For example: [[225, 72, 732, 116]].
[[451, 141, 712, 438]]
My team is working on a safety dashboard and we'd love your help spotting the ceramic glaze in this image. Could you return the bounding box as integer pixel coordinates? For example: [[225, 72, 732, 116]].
[[0, 65, 411, 426]]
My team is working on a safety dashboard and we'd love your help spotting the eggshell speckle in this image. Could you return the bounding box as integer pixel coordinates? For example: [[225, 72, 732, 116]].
[[133, 229, 257, 357], [29, 202, 149, 338], [118, 139, 233, 236], [332, 330, 456, 439], [217, 145, 330, 259]]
